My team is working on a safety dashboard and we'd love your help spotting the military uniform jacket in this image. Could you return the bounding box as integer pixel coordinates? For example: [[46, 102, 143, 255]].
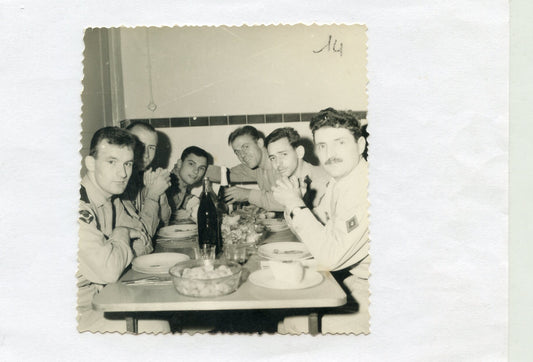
[[287, 160, 370, 276], [77, 175, 153, 314]]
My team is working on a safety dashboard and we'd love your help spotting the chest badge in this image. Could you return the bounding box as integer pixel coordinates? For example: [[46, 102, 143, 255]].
[[346, 215, 358, 233]]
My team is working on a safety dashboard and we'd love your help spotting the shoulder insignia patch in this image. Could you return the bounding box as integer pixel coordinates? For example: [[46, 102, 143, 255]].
[[79, 209, 94, 224], [346, 215, 358, 233]]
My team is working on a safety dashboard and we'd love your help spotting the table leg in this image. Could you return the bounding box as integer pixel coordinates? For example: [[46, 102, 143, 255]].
[[308, 313, 319, 335], [125, 316, 138, 334]]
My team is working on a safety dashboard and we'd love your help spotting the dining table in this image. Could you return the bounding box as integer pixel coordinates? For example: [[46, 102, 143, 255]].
[[92, 227, 347, 335]]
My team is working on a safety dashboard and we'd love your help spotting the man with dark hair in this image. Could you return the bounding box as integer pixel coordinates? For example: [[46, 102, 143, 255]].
[[124, 122, 171, 238], [265, 127, 329, 209], [205, 125, 283, 211], [272, 108, 370, 334], [78, 126, 169, 333], [167, 146, 210, 221]]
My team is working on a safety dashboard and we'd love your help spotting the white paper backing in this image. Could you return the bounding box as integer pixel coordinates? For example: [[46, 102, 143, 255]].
[[0, 1, 508, 361]]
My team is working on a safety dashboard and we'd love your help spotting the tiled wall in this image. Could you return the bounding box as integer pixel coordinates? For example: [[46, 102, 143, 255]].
[[120, 111, 367, 129]]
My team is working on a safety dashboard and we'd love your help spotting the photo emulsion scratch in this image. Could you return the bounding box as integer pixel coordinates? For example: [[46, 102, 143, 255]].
[[78, 24, 370, 335]]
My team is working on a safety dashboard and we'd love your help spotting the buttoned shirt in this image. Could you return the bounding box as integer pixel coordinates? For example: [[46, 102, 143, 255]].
[[287, 160, 369, 275], [206, 148, 284, 211], [77, 175, 152, 315], [291, 160, 331, 209]]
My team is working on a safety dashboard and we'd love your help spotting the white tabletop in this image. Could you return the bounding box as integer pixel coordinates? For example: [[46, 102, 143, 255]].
[[92, 229, 347, 313]]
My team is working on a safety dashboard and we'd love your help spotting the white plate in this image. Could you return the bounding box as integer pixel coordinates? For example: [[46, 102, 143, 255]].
[[158, 230, 197, 239], [132, 252, 190, 274], [248, 269, 323, 290], [158, 224, 197, 234], [258, 242, 311, 261], [260, 218, 286, 226], [267, 224, 289, 232]]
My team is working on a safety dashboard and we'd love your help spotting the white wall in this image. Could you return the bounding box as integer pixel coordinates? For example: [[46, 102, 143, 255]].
[[119, 25, 367, 118], [118, 25, 366, 175]]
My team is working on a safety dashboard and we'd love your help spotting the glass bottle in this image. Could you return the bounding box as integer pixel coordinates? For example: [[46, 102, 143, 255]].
[[197, 177, 221, 252]]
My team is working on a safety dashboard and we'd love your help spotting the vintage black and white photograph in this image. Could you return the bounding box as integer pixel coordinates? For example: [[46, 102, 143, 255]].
[[78, 24, 369, 334]]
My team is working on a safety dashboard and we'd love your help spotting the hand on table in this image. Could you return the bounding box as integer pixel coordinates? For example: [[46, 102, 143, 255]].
[[272, 176, 305, 212], [112, 226, 152, 256], [223, 186, 251, 204], [144, 168, 171, 201]]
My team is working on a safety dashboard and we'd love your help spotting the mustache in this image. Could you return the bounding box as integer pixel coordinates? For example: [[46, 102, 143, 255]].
[[325, 157, 343, 165]]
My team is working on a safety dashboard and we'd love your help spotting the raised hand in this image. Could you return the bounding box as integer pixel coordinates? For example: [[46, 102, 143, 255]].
[[271, 176, 305, 211], [144, 168, 171, 201], [223, 186, 251, 204]]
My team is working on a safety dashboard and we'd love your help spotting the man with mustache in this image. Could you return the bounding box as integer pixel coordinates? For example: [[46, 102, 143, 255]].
[[265, 127, 329, 209], [272, 108, 370, 334], [205, 125, 284, 211], [78, 127, 169, 333], [123, 122, 171, 238]]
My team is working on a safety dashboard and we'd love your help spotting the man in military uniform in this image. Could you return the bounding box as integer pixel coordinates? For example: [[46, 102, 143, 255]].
[[205, 125, 284, 211], [78, 127, 169, 333], [123, 122, 171, 238], [265, 127, 330, 209], [272, 108, 370, 334], [167, 146, 209, 222]]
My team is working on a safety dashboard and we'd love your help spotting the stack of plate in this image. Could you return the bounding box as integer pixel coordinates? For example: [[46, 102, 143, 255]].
[[257, 242, 312, 261], [260, 218, 289, 232], [157, 224, 198, 240], [132, 252, 190, 274]]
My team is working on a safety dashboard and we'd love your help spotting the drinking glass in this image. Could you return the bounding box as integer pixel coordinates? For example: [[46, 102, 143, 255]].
[[194, 244, 217, 260], [223, 244, 248, 265]]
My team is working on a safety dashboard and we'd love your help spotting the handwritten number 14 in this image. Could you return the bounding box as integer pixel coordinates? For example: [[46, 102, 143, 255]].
[[313, 35, 343, 56]]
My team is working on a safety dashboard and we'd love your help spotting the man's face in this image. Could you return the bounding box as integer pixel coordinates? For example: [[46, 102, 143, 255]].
[[87, 140, 134, 199], [314, 127, 365, 180], [267, 137, 301, 177], [174, 153, 208, 186], [129, 127, 158, 171], [231, 134, 263, 169]]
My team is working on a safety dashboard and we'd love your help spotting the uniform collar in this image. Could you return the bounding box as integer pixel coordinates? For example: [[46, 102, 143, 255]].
[[294, 159, 313, 181], [176, 173, 192, 193], [330, 158, 368, 188], [81, 174, 111, 208]]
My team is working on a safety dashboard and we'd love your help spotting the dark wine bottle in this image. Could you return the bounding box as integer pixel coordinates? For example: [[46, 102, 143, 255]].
[[197, 177, 221, 252]]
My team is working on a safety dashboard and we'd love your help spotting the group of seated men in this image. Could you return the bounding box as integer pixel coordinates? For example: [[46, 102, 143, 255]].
[[78, 107, 370, 334]]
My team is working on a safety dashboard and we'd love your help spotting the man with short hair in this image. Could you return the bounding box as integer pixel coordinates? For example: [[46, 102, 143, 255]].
[[272, 108, 370, 334], [205, 125, 283, 211], [124, 122, 171, 238], [265, 127, 329, 209], [78, 127, 169, 333], [168, 146, 209, 222]]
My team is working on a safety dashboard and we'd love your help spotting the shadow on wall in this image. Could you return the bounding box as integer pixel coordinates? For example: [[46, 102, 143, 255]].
[[300, 136, 319, 166], [153, 131, 172, 169]]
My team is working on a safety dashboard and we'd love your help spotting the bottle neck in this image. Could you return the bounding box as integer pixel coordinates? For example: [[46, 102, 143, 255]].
[[202, 177, 213, 195]]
